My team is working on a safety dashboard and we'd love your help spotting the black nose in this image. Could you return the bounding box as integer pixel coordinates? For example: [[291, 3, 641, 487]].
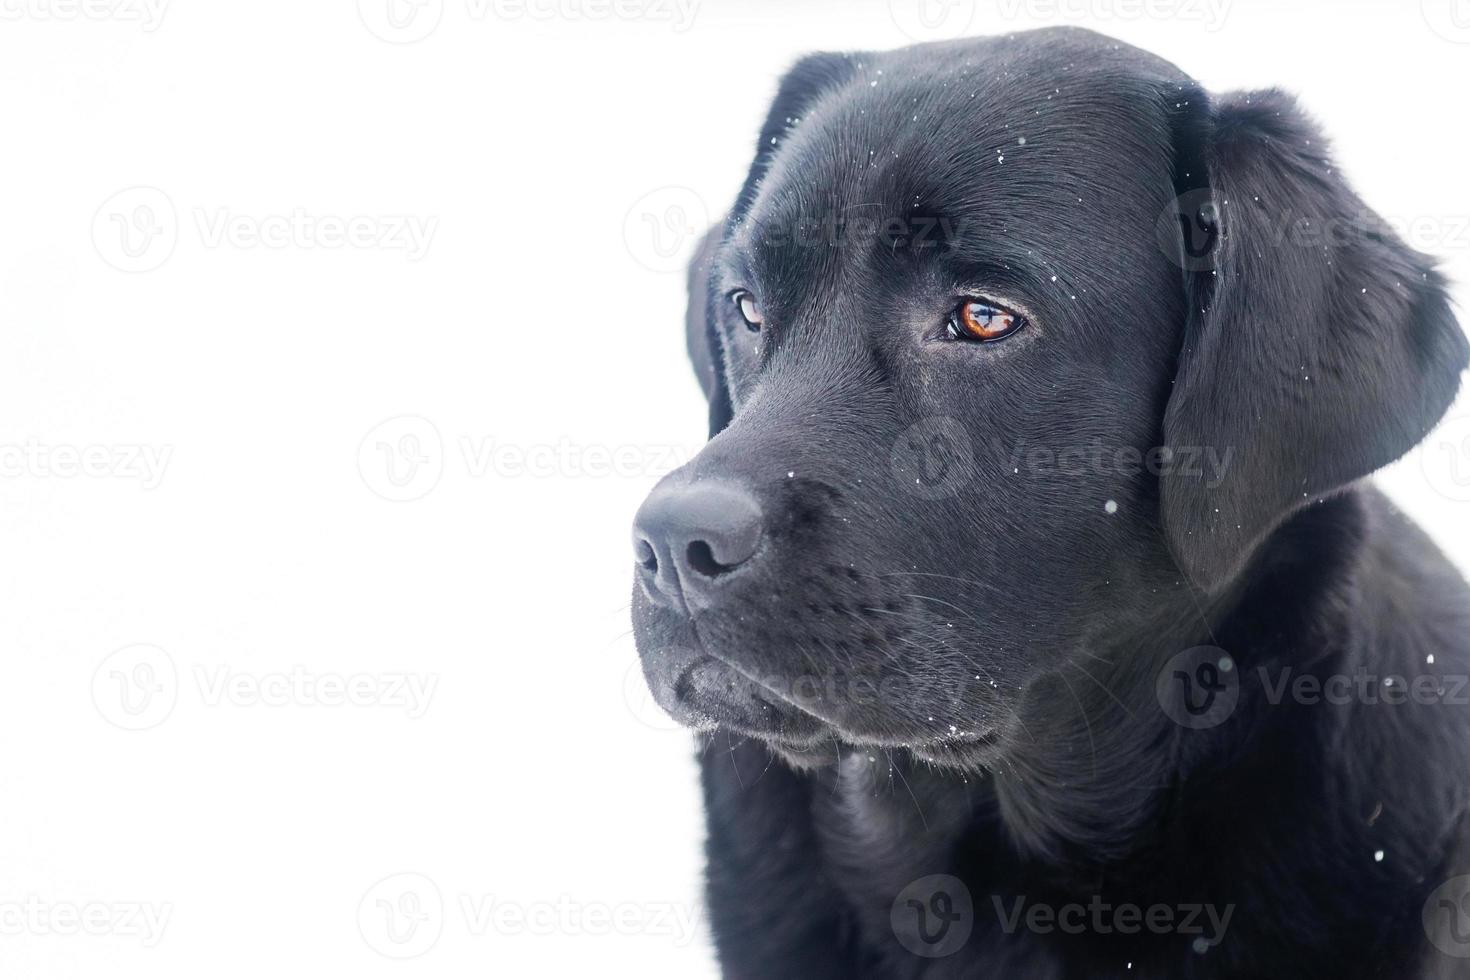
[[632, 481, 764, 612]]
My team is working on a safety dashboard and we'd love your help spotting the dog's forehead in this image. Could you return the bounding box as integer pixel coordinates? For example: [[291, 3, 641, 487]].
[[732, 32, 1189, 301]]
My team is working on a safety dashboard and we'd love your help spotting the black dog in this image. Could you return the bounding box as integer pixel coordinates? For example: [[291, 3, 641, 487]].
[[631, 28, 1470, 978]]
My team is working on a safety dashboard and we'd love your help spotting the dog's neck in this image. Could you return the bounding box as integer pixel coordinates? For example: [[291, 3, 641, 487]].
[[819, 488, 1436, 885], [990, 490, 1372, 858]]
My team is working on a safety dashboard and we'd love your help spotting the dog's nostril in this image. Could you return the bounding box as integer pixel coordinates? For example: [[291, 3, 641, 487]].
[[635, 539, 658, 573], [686, 539, 740, 579], [632, 480, 763, 609]]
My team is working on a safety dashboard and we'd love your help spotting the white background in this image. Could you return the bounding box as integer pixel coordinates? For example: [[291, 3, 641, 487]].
[[1, 0, 1467, 976]]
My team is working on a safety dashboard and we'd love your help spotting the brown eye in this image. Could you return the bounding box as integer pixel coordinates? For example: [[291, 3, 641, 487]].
[[949, 299, 1026, 343], [731, 290, 762, 332]]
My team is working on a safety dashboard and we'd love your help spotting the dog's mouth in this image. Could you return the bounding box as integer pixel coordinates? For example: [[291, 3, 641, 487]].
[[665, 652, 833, 743], [647, 639, 1008, 770]]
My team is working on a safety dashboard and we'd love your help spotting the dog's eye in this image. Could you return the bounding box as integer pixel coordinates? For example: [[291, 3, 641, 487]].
[[947, 299, 1026, 343], [730, 290, 762, 332]]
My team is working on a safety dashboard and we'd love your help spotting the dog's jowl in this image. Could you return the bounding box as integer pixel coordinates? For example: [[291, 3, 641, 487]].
[[630, 27, 1470, 979]]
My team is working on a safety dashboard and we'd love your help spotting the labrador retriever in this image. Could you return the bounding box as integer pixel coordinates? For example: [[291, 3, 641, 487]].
[[630, 27, 1470, 978]]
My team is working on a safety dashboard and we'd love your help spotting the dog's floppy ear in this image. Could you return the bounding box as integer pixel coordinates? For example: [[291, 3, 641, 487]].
[[687, 52, 862, 439], [1162, 89, 1468, 592], [684, 223, 731, 436]]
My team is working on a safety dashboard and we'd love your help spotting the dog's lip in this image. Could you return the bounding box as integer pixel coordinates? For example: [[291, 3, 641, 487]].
[[647, 624, 1010, 760], [672, 651, 1007, 757], [670, 651, 833, 741]]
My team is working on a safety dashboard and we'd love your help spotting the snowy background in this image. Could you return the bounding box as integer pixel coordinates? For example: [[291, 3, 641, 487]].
[[1, 0, 1467, 976]]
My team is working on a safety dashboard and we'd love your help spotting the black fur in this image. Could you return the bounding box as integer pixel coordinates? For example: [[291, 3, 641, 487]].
[[632, 28, 1470, 978]]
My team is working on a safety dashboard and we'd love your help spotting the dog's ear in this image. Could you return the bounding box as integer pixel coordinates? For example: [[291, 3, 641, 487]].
[[688, 52, 862, 438], [684, 223, 731, 436], [1162, 89, 1468, 592]]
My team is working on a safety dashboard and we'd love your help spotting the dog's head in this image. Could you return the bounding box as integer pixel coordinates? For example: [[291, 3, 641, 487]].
[[630, 28, 1467, 769]]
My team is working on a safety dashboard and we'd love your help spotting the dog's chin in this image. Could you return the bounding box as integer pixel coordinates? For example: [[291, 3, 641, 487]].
[[649, 648, 834, 743], [641, 641, 1011, 773]]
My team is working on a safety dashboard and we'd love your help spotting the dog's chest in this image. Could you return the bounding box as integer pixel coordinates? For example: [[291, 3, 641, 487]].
[[808, 757, 1059, 975], [807, 756, 1228, 979]]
